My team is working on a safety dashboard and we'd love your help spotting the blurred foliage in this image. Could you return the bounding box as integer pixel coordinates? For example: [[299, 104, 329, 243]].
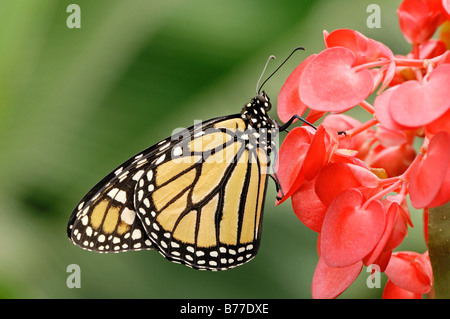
[[0, 0, 425, 299]]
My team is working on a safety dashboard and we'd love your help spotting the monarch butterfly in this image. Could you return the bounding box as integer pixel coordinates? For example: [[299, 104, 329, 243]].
[[67, 48, 308, 270]]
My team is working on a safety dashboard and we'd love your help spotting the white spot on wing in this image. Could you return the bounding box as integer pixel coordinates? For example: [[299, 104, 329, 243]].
[[120, 207, 136, 225], [132, 229, 142, 240], [81, 215, 89, 226], [159, 142, 171, 151], [132, 170, 145, 181], [115, 190, 127, 204], [107, 188, 119, 199], [155, 154, 166, 165], [173, 147, 182, 156]]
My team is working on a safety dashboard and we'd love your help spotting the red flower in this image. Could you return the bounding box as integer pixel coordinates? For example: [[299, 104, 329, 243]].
[[275, 0, 449, 298], [398, 0, 447, 44], [383, 251, 433, 297]]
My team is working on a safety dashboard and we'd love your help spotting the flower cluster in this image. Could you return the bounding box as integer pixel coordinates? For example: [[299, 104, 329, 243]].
[[276, 0, 450, 299]]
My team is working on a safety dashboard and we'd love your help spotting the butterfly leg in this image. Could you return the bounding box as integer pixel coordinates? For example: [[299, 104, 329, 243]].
[[279, 115, 350, 136], [272, 117, 348, 203], [278, 114, 317, 132], [270, 173, 285, 201], [268, 139, 286, 201]]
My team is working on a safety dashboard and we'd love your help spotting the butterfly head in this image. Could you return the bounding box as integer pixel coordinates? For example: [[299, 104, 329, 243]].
[[255, 90, 272, 111], [241, 91, 274, 129]]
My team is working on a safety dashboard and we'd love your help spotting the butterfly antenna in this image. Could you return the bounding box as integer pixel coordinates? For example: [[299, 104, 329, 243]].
[[256, 55, 276, 95], [257, 46, 305, 95]]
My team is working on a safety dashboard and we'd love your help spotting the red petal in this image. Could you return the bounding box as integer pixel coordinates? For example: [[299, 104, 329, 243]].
[[374, 85, 415, 131], [375, 125, 410, 147], [325, 29, 393, 65], [275, 127, 313, 204], [277, 54, 316, 123], [320, 189, 385, 267], [315, 163, 380, 207], [426, 108, 450, 137], [382, 280, 422, 299], [418, 39, 447, 59], [364, 143, 416, 178], [303, 125, 338, 181], [409, 131, 450, 208], [322, 114, 368, 151], [311, 257, 362, 299], [363, 203, 398, 269], [305, 109, 326, 125], [384, 251, 432, 294], [389, 64, 450, 127], [291, 178, 327, 232], [444, 0, 450, 17], [299, 47, 374, 112], [383, 204, 409, 251], [427, 158, 450, 207]]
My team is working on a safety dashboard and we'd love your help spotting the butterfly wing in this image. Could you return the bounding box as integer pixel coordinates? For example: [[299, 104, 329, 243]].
[[67, 168, 154, 252], [134, 116, 270, 270], [68, 112, 271, 270], [67, 115, 242, 254]]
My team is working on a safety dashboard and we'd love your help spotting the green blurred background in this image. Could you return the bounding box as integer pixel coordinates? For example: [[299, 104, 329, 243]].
[[0, 0, 427, 298]]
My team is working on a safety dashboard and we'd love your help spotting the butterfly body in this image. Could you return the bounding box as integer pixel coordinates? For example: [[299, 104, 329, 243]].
[[67, 92, 277, 270]]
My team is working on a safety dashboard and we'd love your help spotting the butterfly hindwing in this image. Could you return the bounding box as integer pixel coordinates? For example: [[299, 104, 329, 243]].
[[134, 117, 271, 270], [67, 168, 154, 253]]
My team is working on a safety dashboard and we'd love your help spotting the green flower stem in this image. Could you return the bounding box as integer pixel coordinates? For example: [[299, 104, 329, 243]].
[[428, 202, 450, 298]]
